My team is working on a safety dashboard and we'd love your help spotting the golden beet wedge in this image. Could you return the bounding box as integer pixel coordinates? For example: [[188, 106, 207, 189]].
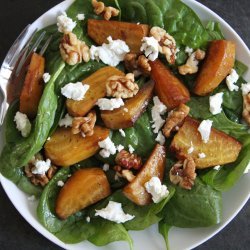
[[56, 168, 111, 219], [66, 66, 124, 117], [44, 126, 109, 167], [123, 144, 166, 206], [170, 116, 242, 168], [19, 53, 45, 118], [150, 59, 190, 110], [194, 40, 236, 96], [88, 19, 149, 53], [101, 80, 154, 129]]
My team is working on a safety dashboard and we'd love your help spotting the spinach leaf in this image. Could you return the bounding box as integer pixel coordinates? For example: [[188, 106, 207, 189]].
[[205, 21, 224, 40], [0, 62, 65, 183], [161, 178, 222, 227], [158, 222, 171, 250], [118, 0, 210, 48]]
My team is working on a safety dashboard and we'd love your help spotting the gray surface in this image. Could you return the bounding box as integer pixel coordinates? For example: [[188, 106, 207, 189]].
[[0, 0, 249, 250]]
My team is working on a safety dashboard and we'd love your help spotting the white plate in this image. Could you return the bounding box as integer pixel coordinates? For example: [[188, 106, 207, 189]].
[[0, 0, 250, 249]]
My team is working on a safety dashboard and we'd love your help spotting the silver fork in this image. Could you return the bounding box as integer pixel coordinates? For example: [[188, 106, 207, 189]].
[[0, 25, 52, 126]]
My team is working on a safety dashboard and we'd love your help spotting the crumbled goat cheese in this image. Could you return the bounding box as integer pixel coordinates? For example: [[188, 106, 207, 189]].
[[244, 163, 250, 174], [209, 92, 224, 115], [57, 12, 76, 33], [155, 131, 165, 145], [187, 142, 194, 154], [32, 159, 51, 175], [90, 36, 130, 66], [198, 152, 206, 159], [151, 96, 167, 133], [27, 195, 36, 202], [59, 114, 73, 127], [96, 98, 124, 111], [124, 108, 128, 112], [47, 137, 51, 141], [57, 180, 64, 187], [226, 69, 239, 91], [119, 129, 126, 137], [140, 37, 159, 61], [144, 177, 169, 203], [198, 119, 213, 143], [76, 13, 85, 20], [43, 73, 51, 83], [214, 165, 221, 171], [95, 201, 135, 223], [86, 216, 91, 223], [114, 173, 120, 181], [61, 82, 89, 101], [98, 137, 116, 158], [103, 163, 110, 172], [185, 46, 194, 56], [14, 111, 31, 137], [116, 144, 124, 152], [241, 83, 250, 95], [128, 144, 135, 154]]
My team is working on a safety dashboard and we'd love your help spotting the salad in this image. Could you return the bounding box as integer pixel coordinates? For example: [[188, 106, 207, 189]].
[[0, 0, 250, 249]]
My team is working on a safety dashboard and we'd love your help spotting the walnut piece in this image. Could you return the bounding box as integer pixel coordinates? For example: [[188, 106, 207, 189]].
[[124, 53, 151, 76], [106, 73, 139, 99], [150, 26, 177, 65], [169, 158, 197, 190], [60, 32, 90, 65], [178, 49, 206, 75], [115, 149, 142, 170], [243, 93, 250, 126], [163, 104, 190, 138], [72, 110, 96, 137], [24, 154, 57, 187], [92, 0, 119, 20]]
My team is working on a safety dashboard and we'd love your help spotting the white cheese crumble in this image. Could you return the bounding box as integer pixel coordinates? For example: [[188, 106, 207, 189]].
[[27, 195, 36, 202], [124, 108, 128, 112], [14, 111, 31, 137], [114, 173, 120, 181], [128, 144, 135, 154], [103, 163, 110, 172], [76, 13, 85, 21], [185, 46, 194, 56], [144, 177, 169, 203], [47, 137, 51, 141], [90, 36, 130, 67], [187, 142, 194, 154], [140, 36, 159, 61], [43, 73, 51, 83], [32, 159, 51, 175], [151, 96, 167, 133], [155, 131, 165, 146], [61, 82, 89, 101], [209, 92, 224, 115], [98, 137, 116, 158], [86, 216, 91, 223], [214, 165, 221, 171], [95, 201, 135, 223], [198, 152, 206, 159], [226, 69, 239, 91], [57, 12, 76, 33], [198, 119, 213, 143], [244, 163, 250, 174], [119, 129, 126, 137], [59, 114, 73, 127], [57, 180, 64, 187], [116, 144, 124, 152], [241, 83, 250, 95], [96, 98, 124, 111]]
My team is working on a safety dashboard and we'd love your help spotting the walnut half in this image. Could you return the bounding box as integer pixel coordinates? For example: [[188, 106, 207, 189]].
[[169, 158, 197, 190], [115, 149, 142, 170], [106, 73, 139, 99], [72, 110, 96, 137], [60, 32, 90, 65], [92, 0, 119, 20], [163, 103, 190, 138]]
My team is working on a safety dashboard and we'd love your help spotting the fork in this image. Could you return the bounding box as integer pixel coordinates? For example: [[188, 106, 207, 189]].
[[0, 25, 52, 126]]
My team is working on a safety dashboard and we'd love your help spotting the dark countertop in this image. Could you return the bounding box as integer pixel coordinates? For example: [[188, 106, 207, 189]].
[[0, 0, 249, 249]]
